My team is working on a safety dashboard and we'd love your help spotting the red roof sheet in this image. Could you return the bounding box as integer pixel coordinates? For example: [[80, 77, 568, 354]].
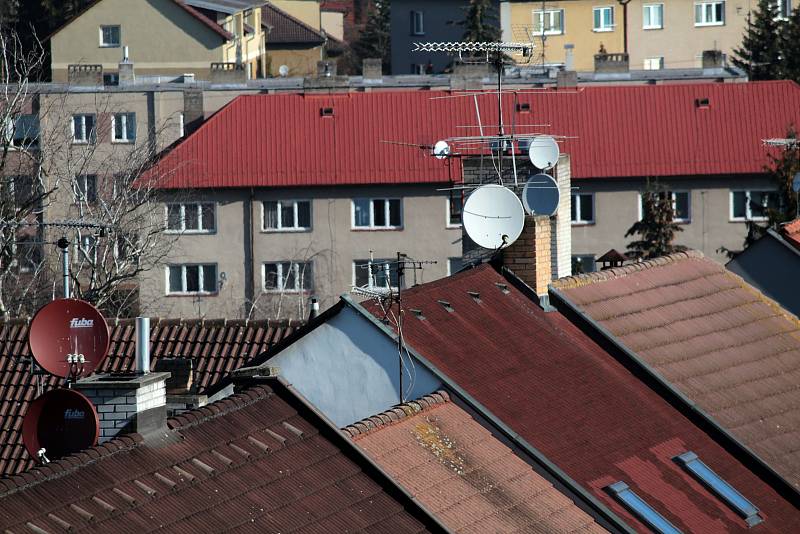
[[0, 318, 299, 478], [0, 382, 438, 533], [343, 391, 607, 533], [366, 264, 800, 532], [149, 81, 800, 189]]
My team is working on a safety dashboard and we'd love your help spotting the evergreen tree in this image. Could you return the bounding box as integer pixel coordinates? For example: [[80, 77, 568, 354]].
[[733, 0, 782, 80], [456, 0, 501, 43], [625, 181, 686, 260], [779, 5, 800, 82], [351, 0, 390, 74]]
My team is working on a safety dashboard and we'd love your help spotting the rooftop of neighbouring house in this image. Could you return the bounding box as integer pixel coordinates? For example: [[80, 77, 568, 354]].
[[146, 81, 800, 189], [551, 250, 800, 489], [262, 2, 327, 45], [0, 381, 440, 533], [363, 263, 800, 532], [342, 390, 608, 533], [0, 318, 299, 478], [780, 219, 800, 251]]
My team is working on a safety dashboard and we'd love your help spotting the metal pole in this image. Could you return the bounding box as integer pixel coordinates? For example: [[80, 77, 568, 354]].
[[396, 251, 404, 404], [57, 236, 70, 299], [135, 317, 151, 374]]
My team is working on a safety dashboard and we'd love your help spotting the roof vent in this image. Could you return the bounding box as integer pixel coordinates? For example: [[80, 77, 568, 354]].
[[516, 102, 531, 112], [410, 308, 426, 320], [494, 283, 510, 294], [320, 107, 334, 117], [437, 300, 454, 313], [695, 98, 710, 109], [467, 291, 481, 303]]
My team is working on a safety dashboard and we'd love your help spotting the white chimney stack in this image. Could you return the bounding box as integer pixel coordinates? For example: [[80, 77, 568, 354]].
[[136, 317, 150, 374], [123, 46, 129, 61]]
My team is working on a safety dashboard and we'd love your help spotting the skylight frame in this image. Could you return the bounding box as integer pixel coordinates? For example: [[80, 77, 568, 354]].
[[605, 481, 682, 534]]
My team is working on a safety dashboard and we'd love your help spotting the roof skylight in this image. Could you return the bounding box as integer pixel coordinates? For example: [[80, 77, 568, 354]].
[[605, 481, 682, 534]]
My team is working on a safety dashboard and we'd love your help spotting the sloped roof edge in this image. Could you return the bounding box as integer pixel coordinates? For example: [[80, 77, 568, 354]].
[[343, 391, 451, 440]]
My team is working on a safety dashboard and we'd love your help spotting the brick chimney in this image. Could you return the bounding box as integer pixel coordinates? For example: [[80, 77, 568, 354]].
[[502, 215, 552, 296]]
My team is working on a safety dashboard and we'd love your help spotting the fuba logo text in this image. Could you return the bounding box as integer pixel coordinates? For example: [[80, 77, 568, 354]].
[[69, 318, 94, 328]]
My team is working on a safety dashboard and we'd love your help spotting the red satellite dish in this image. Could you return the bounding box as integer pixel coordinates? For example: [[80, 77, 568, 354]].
[[28, 299, 110, 379], [22, 388, 100, 461]]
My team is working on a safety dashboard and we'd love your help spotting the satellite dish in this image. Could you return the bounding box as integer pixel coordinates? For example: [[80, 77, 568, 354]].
[[529, 135, 560, 170], [463, 184, 525, 249], [278, 64, 289, 77], [22, 388, 99, 461], [793, 172, 800, 193], [28, 299, 110, 379], [522, 173, 560, 216], [433, 140, 450, 160]]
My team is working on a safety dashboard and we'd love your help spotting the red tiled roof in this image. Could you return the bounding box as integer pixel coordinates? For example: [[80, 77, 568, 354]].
[[552, 251, 800, 489], [780, 219, 800, 251], [366, 264, 800, 532], [0, 318, 299, 478], [148, 81, 800, 189], [343, 391, 607, 533], [0, 382, 439, 533], [263, 2, 326, 45]]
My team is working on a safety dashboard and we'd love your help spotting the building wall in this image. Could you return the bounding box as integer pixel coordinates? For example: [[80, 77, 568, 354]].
[[266, 46, 324, 77], [507, 1, 625, 71], [270, 0, 322, 30], [50, 0, 226, 83], [569, 175, 774, 266], [627, 0, 754, 70], [321, 10, 345, 40]]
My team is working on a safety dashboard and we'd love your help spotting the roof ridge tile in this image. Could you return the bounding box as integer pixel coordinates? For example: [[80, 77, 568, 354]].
[[167, 385, 272, 430], [342, 390, 450, 439]]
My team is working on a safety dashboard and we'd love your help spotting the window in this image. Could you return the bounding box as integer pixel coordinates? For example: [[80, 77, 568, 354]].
[[644, 57, 664, 70], [11, 175, 36, 208], [638, 191, 690, 222], [695, 1, 725, 26], [730, 190, 778, 221], [244, 9, 256, 30], [533, 9, 565, 35], [167, 264, 217, 294], [352, 198, 402, 229], [775, 0, 792, 19], [411, 11, 424, 35], [354, 258, 398, 289], [606, 482, 681, 534], [4, 114, 39, 148], [75, 234, 97, 263], [263, 200, 311, 231], [593, 6, 614, 32], [103, 73, 119, 86], [15, 235, 40, 274], [674, 452, 762, 526], [112, 113, 136, 143], [572, 255, 596, 274], [74, 175, 97, 203], [165, 202, 216, 233], [99, 25, 121, 47], [643, 4, 664, 29], [447, 257, 464, 276], [447, 192, 463, 227], [571, 193, 594, 224], [71, 114, 96, 144], [263, 261, 313, 292]]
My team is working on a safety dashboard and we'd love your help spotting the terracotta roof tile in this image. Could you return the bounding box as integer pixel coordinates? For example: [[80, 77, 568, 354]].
[[262, 2, 326, 45], [553, 252, 800, 489], [780, 219, 800, 250]]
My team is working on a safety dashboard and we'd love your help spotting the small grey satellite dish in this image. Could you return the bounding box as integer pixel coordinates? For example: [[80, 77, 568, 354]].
[[463, 184, 525, 250], [529, 135, 560, 170], [522, 173, 560, 216], [793, 172, 800, 193], [433, 140, 450, 160], [278, 65, 289, 77]]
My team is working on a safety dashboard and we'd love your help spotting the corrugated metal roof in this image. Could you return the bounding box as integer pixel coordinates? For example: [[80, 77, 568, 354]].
[[0, 383, 438, 533], [0, 318, 299, 478], [553, 251, 800, 489], [365, 264, 800, 532], [262, 2, 326, 44], [149, 81, 800, 189], [343, 391, 608, 533]]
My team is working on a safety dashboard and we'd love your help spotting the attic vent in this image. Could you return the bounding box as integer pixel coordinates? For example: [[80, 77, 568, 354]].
[[494, 283, 510, 294], [695, 98, 710, 108], [410, 308, 426, 320], [320, 107, 334, 117], [467, 291, 481, 303], [437, 300, 454, 313], [516, 102, 531, 112]]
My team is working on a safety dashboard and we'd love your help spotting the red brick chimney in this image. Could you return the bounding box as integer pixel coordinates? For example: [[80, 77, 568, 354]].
[[502, 214, 552, 296]]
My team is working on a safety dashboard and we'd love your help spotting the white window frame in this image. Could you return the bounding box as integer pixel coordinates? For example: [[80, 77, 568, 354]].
[[446, 194, 462, 228], [533, 9, 565, 36], [111, 112, 135, 143], [351, 198, 403, 230], [71, 114, 96, 144], [262, 200, 312, 232], [593, 6, 615, 32], [775, 0, 792, 20], [637, 191, 691, 223], [729, 190, 777, 222], [644, 57, 664, 70], [4, 114, 39, 149], [165, 264, 218, 295], [411, 11, 424, 35], [694, 1, 725, 26], [262, 261, 313, 293], [643, 3, 664, 29], [353, 258, 398, 290], [164, 202, 216, 234], [99, 25, 121, 47], [571, 193, 595, 225]]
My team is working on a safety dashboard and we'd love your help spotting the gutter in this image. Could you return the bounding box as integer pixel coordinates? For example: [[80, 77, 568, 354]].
[[549, 286, 800, 507], [340, 294, 636, 534]]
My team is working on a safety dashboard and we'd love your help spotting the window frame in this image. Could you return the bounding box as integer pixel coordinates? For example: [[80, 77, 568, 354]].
[[351, 198, 403, 230], [643, 57, 665, 70], [71, 114, 96, 144], [694, 1, 725, 26], [353, 258, 398, 290], [411, 10, 424, 35], [593, 6, 615, 32], [729, 189, 777, 222], [533, 9, 565, 36], [74, 174, 98, 204], [261, 199, 312, 232], [446, 192, 463, 228], [637, 190, 691, 223], [571, 192, 595, 225], [643, 3, 664, 29], [262, 261, 313, 293], [571, 254, 597, 274], [111, 112, 136, 143], [99, 25, 121, 48], [4, 114, 40, 149], [164, 202, 216, 234], [165, 263, 218, 295]]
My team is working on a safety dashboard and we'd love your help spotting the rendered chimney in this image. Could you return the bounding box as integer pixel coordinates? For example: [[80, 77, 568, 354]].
[[182, 89, 204, 136], [362, 58, 383, 80], [118, 47, 135, 86], [67, 65, 103, 87]]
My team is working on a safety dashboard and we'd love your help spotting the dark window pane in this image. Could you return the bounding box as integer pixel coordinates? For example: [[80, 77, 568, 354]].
[[201, 203, 215, 230], [674, 192, 689, 220], [766, 191, 779, 210], [283, 262, 295, 290], [373, 199, 386, 227], [85, 116, 96, 142], [281, 202, 295, 228], [185, 265, 200, 292], [184, 204, 199, 230], [353, 199, 370, 227], [732, 191, 746, 218], [448, 257, 463, 275], [264, 263, 279, 289], [264, 201, 278, 229], [202, 265, 216, 292], [354, 260, 369, 286], [125, 113, 136, 140], [570, 195, 577, 221], [389, 199, 401, 226], [449, 192, 463, 225], [73, 116, 83, 140], [168, 266, 182, 292], [749, 192, 766, 218], [86, 175, 97, 202], [167, 204, 181, 230], [297, 262, 313, 290], [114, 115, 124, 140], [297, 201, 311, 228], [580, 194, 593, 221]]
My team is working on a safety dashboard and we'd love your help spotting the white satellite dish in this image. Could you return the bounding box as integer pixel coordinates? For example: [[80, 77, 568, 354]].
[[529, 135, 560, 170], [278, 65, 289, 77], [463, 184, 525, 250], [793, 172, 800, 193], [522, 173, 560, 216], [433, 140, 450, 160]]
